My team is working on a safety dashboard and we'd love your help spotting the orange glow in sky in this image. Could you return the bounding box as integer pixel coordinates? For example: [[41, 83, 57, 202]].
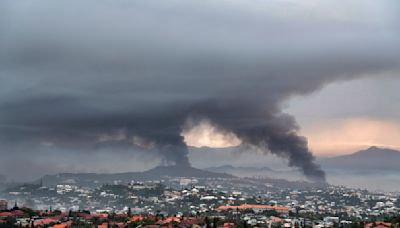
[[183, 117, 400, 156]]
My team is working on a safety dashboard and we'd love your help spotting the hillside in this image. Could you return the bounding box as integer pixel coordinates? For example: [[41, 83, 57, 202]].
[[42, 165, 234, 186]]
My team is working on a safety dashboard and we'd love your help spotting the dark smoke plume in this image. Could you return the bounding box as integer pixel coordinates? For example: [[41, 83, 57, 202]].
[[189, 101, 327, 182], [0, 0, 399, 181]]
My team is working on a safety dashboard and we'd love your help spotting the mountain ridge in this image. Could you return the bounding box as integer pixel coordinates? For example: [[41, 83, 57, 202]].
[[320, 146, 400, 170]]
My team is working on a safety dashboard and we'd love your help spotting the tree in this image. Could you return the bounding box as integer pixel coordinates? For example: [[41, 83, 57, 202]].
[[213, 217, 219, 228], [205, 216, 211, 228]]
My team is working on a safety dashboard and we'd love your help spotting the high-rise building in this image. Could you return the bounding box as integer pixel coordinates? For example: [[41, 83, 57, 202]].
[[0, 199, 7, 211]]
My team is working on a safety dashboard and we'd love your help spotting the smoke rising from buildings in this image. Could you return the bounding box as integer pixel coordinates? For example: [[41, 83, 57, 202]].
[[0, 0, 399, 181]]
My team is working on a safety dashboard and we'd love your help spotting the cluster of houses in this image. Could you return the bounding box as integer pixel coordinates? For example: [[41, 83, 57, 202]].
[[0, 202, 398, 228], [1, 178, 400, 227]]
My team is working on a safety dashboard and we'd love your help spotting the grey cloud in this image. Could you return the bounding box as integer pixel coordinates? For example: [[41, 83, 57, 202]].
[[0, 0, 399, 181]]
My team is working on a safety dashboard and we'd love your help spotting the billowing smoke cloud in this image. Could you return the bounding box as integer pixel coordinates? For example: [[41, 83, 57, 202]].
[[187, 110, 327, 182], [0, 0, 399, 181]]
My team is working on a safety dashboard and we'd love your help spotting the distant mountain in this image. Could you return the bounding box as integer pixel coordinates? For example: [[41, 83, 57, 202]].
[[206, 165, 275, 177], [204, 165, 306, 182], [320, 146, 400, 171], [143, 165, 234, 179], [42, 165, 234, 186]]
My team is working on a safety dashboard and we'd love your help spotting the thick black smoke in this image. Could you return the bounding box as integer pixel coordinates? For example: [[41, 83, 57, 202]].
[[0, 0, 399, 181], [187, 100, 328, 182]]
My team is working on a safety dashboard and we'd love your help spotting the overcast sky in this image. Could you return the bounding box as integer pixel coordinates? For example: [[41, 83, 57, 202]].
[[0, 0, 399, 181]]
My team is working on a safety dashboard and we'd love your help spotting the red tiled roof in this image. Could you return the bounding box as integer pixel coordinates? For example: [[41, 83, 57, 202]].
[[365, 222, 392, 228], [182, 217, 202, 225], [130, 215, 144, 222], [78, 212, 93, 218], [51, 221, 72, 228], [94, 213, 109, 218], [0, 212, 13, 217], [98, 223, 108, 228], [223, 222, 236, 228], [34, 218, 58, 226], [161, 216, 181, 224]]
